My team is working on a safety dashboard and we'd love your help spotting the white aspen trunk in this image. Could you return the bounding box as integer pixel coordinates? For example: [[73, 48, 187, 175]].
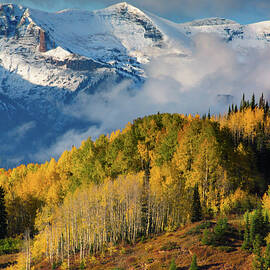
[[24, 229, 31, 270], [61, 233, 64, 263], [46, 228, 49, 259], [67, 225, 70, 270], [49, 224, 53, 265]]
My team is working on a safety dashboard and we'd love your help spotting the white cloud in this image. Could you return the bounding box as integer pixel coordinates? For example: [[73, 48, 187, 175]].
[[34, 33, 270, 162], [8, 121, 36, 142]]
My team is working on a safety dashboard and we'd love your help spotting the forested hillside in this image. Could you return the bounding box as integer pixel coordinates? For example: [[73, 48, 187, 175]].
[[2, 94, 270, 269]]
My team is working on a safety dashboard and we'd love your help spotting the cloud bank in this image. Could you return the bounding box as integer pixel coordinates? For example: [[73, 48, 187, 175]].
[[34, 33, 270, 162]]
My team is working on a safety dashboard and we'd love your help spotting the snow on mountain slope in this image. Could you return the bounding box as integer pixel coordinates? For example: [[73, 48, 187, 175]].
[[0, 6, 116, 95], [183, 17, 238, 27], [0, 2, 191, 95], [28, 2, 190, 69], [178, 17, 270, 50], [1, 2, 269, 100]]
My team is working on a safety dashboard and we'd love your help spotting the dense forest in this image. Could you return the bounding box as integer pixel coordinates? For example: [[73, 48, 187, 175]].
[[2, 94, 270, 269]]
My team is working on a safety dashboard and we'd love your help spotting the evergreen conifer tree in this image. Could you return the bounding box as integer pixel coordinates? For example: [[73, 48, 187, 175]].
[[242, 212, 251, 250], [265, 101, 269, 114], [213, 218, 228, 244], [201, 229, 212, 245], [250, 209, 265, 245], [0, 186, 7, 239], [191, 184, 202, 223], [263, 212, 270, 234], [250, 214, 256, 246], [259, 93, 265, 109], [169, 258, 177, 270], [253, 234, 262, 256], [228, 105, 231, 116], [251, 94, 256, 110], [252, 234, 264, 270], [231, 104, 235, 114], [189, 254, 199, 270], [240, 93, 246, 111], [264, 244, 270, 269]]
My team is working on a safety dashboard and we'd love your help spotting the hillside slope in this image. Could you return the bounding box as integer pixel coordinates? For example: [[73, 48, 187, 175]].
[[1, 108, 269, 269], [31, 219, 252, 270]]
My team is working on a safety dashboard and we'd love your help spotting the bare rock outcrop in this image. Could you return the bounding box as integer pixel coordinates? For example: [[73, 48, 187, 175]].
[[39, 29, 47, 52]]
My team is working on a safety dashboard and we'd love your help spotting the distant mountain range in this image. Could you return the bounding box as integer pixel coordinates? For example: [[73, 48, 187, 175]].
[[1, 2, 270, 167]]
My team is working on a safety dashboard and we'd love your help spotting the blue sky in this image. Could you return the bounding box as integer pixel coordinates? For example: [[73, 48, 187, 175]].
[[1, 0, 270, 24]]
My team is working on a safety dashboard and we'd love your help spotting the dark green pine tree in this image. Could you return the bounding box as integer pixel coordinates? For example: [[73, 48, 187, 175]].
[[264, 244, 270, 269], [228, 105, 231, 116], [259, 93, 265, 109], [240, 93, 246, 111], [249, 209, 265, 248], [191, 184, 202, 223], [251, 93, 256, 110], [242, 212, 251, 250], [250, 214, 256, 246], [252, 234, 264, 270], [263, 212, 270, 233], [0, 186, 7, 239], [265, 101, 269, 114], [189, 254, 199, 270], [169, 258, 177, 270], [231, 104, 235, 114], [253, 234, 262, 256]]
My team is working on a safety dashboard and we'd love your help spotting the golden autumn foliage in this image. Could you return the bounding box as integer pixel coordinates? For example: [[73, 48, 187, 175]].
[[221, 188, 260, 214], [220, 107, 270, 143], [3, 108, 270, 268]]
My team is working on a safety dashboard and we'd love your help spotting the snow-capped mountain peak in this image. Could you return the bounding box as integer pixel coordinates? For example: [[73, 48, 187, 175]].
[[183, 17, 238, 27], [102, 2, 141, 13]]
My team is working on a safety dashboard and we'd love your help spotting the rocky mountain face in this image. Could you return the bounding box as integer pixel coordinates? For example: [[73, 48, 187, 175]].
[[180, 17, 270, 49], [0, 2, 270, 167]]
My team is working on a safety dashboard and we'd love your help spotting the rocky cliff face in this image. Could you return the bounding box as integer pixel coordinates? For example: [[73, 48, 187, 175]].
[[39, 29, 47, 52]]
